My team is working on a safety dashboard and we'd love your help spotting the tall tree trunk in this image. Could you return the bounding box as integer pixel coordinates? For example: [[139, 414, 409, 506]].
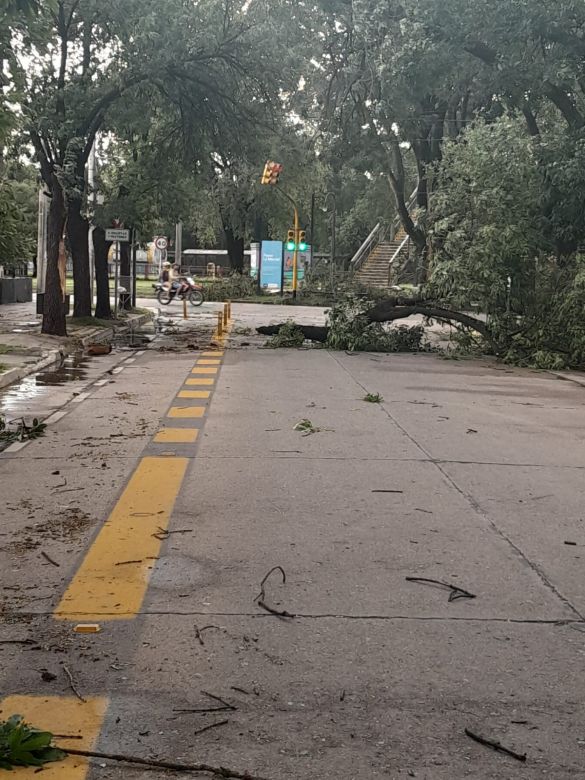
[[67, 196, 92, 317], [93, 226, 112, 319], [41, 178, 67, 336], [224, 226, 244, 272]]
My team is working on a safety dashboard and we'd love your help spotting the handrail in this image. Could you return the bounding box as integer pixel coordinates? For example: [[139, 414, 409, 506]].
[[352, 187, 418, 275], [387, 233, 410, 284], [350, 222, 385, 273]]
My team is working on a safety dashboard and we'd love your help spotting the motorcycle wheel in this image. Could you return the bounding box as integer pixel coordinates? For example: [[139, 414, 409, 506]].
[[157, 289, 172, 305], [189, 290, 204, 307]]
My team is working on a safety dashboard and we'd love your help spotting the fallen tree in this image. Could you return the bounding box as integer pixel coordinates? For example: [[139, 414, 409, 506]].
[[257, 297, 494, 350]]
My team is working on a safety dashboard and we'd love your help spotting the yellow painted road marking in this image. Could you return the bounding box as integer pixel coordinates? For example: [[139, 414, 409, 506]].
[[0, 695, 107, 779], [202, 351, 224, 356], [55, 457, 188, 619], [154, 428, 199, 443], [197, 359, 221, 365], [192, 366, 218, 375], [178, 390, 211, 399], [185, 377, 214, 386], [168, 406, 205, 419]]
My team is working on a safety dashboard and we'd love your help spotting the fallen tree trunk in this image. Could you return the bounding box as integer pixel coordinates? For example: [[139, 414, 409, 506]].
[[257, 300, 492, 346], [257, 325, 329, 342]]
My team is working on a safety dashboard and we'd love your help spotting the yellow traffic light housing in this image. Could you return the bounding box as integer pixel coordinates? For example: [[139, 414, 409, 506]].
[[286, 229, 296, 251], [260, 161, 283, 186], [298, 230, 308, 252]]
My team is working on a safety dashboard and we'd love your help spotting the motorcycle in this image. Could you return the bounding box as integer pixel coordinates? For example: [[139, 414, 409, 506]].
[[153, 277, 204, 307]]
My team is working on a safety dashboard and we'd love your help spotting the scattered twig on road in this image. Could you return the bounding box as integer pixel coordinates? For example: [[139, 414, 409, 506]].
[[41, 551, 60, 567], [153, 527, 193, 541], [193, 720, 229, 738], [230, 686, 250, 696], [564, 541, 578, 546], [114, 559, 143, 566], [52, 477, 67, 489], [340, 690, 346, 702], [54, 734, 83, 740], [414, 508, 433, 514], [371, 489, 403, 494], [53, 487, 84, 495], [464, 728, 527, 762], [201, 691, 237, 711], [63, 666, 86, 703], [61, 748, 270, 779], [405, 576, 476, 602], [255, 566, 295, 619], [0, 639, 37, 646]]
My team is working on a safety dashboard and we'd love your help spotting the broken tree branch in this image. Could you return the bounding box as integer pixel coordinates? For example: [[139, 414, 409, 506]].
[[61, 747, 270, 778]]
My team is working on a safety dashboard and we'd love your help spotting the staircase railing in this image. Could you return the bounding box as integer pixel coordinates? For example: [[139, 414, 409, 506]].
[[387, 234, 411, 285], [351, 187, 419, 277], [350, 222, 386, 273]]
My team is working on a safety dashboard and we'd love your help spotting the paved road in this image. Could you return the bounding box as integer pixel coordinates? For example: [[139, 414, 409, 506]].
[[1, 303, 585, 779]]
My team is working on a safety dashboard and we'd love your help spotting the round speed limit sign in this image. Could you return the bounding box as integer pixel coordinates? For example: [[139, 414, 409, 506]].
[[155, 236, 168, 250]]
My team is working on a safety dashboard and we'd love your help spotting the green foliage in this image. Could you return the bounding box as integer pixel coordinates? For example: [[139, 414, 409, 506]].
[[326, 296, 426, 353], [293, 419, 320, 436], [202, 275, 256, 302], [265, 321, 305, 348], [363, 392, 383, 403], [0, 715, 65, 770]]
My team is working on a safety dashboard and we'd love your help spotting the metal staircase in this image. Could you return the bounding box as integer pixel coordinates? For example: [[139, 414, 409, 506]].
[[350, 193, 416, 290]]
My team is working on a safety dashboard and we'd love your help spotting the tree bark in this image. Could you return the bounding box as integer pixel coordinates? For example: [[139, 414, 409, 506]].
[[41, 178, 67, 336], [93, 226, 112, 319], [67, 196, 92, 317]]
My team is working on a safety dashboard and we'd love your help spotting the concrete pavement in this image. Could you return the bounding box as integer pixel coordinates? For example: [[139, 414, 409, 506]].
[[1, 303, 585, 778]]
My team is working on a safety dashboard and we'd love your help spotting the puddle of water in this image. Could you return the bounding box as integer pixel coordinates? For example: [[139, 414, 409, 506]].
[[35, 353, 89, 386], [0, 353, 90, 418]]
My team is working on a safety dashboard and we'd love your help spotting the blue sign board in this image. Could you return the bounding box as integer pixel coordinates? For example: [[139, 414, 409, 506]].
[[260, 241, 283, 289]]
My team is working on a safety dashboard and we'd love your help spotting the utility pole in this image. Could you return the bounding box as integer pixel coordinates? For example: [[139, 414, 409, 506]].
[[175, 221, 183, 270], [325, 192, 337, 291]]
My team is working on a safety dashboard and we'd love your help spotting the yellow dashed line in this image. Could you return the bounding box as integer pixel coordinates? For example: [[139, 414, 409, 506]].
[[55, 457, 188, 619], [168, 406, 206, 419], [178, 390, 211, 399], [185, 377, 215, 386], [202, 351, 224, 356], [0, 696, 108, 779], [192, 366, 218, 375], [154, 428, 199, 443], [197, 359, 221, 365]]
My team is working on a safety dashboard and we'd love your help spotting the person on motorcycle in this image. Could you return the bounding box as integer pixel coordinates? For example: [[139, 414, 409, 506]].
[[172, 265, 190, 298], [160, 262, 173, 285]]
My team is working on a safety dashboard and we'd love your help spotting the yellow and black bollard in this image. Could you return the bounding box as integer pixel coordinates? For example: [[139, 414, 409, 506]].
[[217, 311, 223, 337]]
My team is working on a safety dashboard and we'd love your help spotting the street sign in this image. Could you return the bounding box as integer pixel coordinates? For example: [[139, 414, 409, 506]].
[[155, 236, 168, 250], [260, 240, 284, 290], [106, 228, 130, 242]]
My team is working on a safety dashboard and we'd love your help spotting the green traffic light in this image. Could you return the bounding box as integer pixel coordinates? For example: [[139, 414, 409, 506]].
[[298, 242, 308, 252], [286, 241, 296, 251]]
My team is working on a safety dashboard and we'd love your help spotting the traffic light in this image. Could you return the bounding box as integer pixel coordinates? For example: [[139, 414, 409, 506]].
[[286, 230, 296, 252], [298, 230, 308, 252], [260, 161, 283, 185]]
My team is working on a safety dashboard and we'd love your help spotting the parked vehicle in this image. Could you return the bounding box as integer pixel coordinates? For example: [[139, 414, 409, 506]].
[[153, 277, 204, 306]]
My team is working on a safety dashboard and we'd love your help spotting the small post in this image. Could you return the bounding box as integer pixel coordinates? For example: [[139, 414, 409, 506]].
[[227, 301, 231, 320], [114, 241, 120, 318], [223, 303, 229, 327], [217, 311, 223, 336], [183, 297, 188, 320]]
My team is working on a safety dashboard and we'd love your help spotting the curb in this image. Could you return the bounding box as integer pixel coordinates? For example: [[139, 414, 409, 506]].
[[0, 312, 153, 393], [0, 350, 63, 392], [548, 370, 585, 389]]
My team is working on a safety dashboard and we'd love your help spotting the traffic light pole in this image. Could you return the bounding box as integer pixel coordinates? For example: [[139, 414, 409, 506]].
[[275, 187, 300, 300]]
